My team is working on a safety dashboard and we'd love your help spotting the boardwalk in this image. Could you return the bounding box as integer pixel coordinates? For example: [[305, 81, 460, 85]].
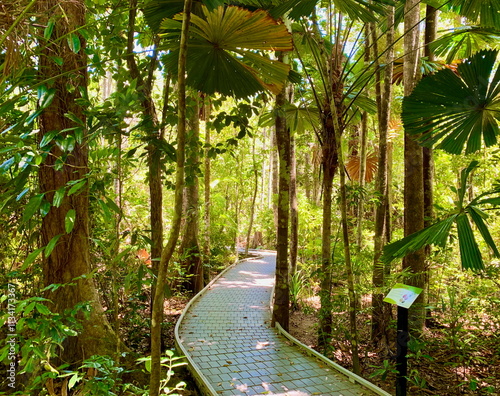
[[175, 251, 391, 396]]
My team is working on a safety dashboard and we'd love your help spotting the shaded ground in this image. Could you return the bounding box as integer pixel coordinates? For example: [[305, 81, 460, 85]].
[[288, 296, 500, 396]]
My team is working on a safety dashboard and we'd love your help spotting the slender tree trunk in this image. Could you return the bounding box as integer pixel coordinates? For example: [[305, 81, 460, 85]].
[[372, 4, 395, 342], [126, 0, 163, 312], [356, 110, 368, 248], [334, 113, 360, 375], [245, 137, 259, 256], [403, 0, 426, 333], [203, 103, 212, 284], [272, 65, 290, 331], [272, 129, 279, 229], [112, 130, 123, 340], [290, 133, 299, 277], [180, 95, 203, 294], [38, 0, 120, 364], [318, 118, 337, 350], [304, 149, 312, 202], [423, 4, 438, 326], [149, 0, 192, 392]]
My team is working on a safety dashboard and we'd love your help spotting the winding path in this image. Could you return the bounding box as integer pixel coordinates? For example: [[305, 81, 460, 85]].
[[175, 251, 391, 396]]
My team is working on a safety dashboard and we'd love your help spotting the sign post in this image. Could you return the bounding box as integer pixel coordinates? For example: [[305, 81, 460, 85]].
[[384, 284, 423, 396]]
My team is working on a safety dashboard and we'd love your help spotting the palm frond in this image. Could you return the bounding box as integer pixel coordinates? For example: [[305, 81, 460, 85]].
[[159, 6, 293, 98], [402, 50, 500, 155]]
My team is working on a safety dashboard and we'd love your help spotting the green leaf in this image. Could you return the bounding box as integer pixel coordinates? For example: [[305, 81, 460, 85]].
[[44, 20, 55, 40], [160, 6, 292, 98], [430, 27, 500, 64], [67, 33, 81, 53], [35, 303, 51, 315], [0, 157, 15, 173], [467, 206, 500, 257], [456, 213, 484, 271], [20, 248, 44, 272], [105, 196, 121, 215], [45, 234, 63, 257], [21, 194, 45, 224], [67, 180, 86, 196], [40, 130, 60, 148], [402, 50, 500, 155], [382, 215, 457, 264], [39, 87, 56, 109], [68, 373, 81, 389], [450, 0, 500, 28], [53, 187, 66, 208], [65, 209, 76, 233], [65, 112, 85, 126]]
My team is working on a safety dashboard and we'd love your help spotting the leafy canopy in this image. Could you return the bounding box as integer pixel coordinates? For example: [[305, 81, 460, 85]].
[[159, 5, 293, 98]]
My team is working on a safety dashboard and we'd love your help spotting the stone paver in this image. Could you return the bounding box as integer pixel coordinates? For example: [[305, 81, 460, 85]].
[[177, 251, 384, 396]]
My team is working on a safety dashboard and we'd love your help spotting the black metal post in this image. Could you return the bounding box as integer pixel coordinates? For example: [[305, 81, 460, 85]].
[[396, 306, 409, 396]]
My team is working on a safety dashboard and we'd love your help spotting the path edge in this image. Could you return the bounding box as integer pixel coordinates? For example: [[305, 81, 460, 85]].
[[174, 251, 264, 396], [273, 323, 392, 396]]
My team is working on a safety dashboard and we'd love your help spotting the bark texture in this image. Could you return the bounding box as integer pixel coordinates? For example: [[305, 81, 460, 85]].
[[38, 0, 119, 364], [180, 97, 203, 294], [372, 5, 395, 342], [403, 0, 426, 333], [272, 78, 290, 331]]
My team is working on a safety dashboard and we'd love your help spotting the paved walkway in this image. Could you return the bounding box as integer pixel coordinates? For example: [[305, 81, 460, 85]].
[[175, 251, 390, 396]]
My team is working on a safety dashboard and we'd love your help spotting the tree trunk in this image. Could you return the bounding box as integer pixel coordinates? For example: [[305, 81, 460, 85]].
[[180, 95, 203, 294], [126, 0, 163, 311], [245, 137, 259, 256], [203, 100, 212, 284], [272, 129, 279, 229], [272, 68, 290, 331], [403, 0, 426, 333], [149, 0, 192, 392], [423, 4, 438, 327], [318, 118, 337, 350], [38, 0, 119, 364], [356, 111, 368, 249], [290, 133, 299, 277], [371, 4, 395, 342]]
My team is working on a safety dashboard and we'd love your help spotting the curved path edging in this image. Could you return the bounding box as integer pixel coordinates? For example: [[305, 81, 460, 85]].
[[174, 254, 262, 395], [273, 323, 391, 396], [175, 251, 391, 395]]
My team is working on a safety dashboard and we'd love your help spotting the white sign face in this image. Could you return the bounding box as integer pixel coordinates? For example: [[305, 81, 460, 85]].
[[384, 283, 423, 309]]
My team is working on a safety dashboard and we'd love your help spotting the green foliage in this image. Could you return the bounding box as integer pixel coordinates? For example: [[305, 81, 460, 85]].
[[137, 350, 187, 395], [369, 359, 398, 381], [158, 6, 293, 98], [382, 161, 500, 271], [403, 50, 500, 155]]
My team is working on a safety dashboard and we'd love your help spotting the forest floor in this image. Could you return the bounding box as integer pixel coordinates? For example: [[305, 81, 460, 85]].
[[126, 253, 498, 396], [288, 295, 500, 396], [146, 293, 499, 396]]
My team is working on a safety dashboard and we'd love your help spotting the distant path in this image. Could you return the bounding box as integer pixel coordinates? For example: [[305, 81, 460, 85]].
[[175, 251, 390, 396]]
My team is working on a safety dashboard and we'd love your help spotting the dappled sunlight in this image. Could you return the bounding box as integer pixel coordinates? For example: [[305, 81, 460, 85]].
[[255, 341, 271, 349]]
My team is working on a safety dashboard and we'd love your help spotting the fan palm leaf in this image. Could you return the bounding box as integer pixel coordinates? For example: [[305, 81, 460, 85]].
[[159, 5, 292, 98], [449, 0, 500, 28], [382, 161, 500, 271], [430, 27, 500, 64], [402, 50, 500, 155]]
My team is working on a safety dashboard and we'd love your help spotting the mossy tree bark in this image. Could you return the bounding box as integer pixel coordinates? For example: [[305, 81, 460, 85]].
[[38, 0, 120, 364]]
